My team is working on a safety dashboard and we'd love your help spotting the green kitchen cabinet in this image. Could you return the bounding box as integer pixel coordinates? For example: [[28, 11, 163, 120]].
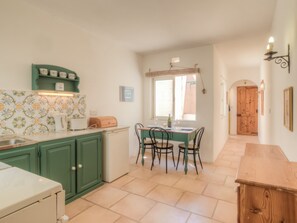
[[0, 145, 38, 173], [39, 133, 103, 201], [76, 134, 102, 193], [39, 138, 76, 200]]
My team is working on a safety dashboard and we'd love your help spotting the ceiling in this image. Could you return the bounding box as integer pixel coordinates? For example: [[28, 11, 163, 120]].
[[24, 0, 276, 69]]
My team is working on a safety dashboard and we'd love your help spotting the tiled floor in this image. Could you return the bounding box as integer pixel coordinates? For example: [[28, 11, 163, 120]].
[[66, 135, 258, 223]]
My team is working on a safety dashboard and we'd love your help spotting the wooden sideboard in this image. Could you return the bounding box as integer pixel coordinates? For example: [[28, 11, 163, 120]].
[[236, 143, 297, 222]]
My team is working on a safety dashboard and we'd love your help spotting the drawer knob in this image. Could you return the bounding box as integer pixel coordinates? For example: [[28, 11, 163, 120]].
[[71, 166, 76, 171], [78, 164, 83, 168], [249, 208, 262, 214]]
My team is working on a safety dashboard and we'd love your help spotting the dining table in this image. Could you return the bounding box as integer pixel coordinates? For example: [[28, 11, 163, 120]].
[[140, 126, 197, 174]]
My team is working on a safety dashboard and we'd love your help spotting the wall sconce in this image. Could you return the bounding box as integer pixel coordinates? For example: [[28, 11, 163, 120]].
[[264, 36, 290, 73]]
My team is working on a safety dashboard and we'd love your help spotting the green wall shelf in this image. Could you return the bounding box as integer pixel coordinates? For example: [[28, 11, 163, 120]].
[[32, 64, 80, 93]]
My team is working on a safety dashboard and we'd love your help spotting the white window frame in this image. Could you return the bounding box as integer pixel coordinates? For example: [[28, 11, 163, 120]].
[[152, 74, 197, 121]]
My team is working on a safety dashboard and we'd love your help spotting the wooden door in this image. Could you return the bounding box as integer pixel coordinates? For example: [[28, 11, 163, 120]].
[[237, 86, 258, 135]]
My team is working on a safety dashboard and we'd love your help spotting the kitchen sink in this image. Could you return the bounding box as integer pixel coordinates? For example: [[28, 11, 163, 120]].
[[0, 137, 35, 150], [0, 139, 27, 147]]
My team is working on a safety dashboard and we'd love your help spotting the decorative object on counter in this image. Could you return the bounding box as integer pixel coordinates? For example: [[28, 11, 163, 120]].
[[264, 36, 290, 73], [49, 70, 58, 77], [55, 82, 65, 91], [119, 86, 134, 102], [0, 89, 86, 135], [68, 73, 76, 80], [39, 68, 48, 76], [167, 114, 172, 128], [89, 116, 117, 128], [284, 87, 293, 131], [59, 71, 67, 78], [32, 64, 80, 93]]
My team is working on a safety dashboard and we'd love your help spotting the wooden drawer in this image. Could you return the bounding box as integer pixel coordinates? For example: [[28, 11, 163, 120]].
[[238, 184, 297, 223]]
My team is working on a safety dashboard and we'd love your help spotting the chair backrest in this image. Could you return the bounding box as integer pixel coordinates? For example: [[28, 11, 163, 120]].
[[134, 123, 144, 144], [193, 127, 205, 149], [149, 127, 171, 148]]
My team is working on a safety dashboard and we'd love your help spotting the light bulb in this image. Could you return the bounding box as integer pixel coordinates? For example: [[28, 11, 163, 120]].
[[268, 36, 274, 43]]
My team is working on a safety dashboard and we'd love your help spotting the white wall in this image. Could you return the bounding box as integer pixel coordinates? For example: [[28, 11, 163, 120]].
[[0, 0, 143, 156], [213, 47, 229, 159], [266, 0, 297, 161], [142, 45, 215, 162]]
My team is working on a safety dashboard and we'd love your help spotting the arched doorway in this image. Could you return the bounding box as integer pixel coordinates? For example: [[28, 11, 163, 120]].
[[228, 80, 258, 135]]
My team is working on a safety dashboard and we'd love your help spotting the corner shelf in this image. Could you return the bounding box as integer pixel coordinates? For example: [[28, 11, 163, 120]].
[[32, 64, 80, 93]]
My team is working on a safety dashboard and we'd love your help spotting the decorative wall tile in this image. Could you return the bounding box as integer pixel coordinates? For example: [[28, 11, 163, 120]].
[[0, 90, 86, 135]]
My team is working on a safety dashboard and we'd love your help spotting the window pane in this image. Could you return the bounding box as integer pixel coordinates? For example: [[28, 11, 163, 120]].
[[155, 79, 173, 117], [175, 75, 196, 121]]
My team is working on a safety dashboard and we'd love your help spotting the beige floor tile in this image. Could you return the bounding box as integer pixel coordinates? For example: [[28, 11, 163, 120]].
[[110, 194, 155, 221], [69, 205, 120, 223], [128, 167, 157, 180], [121, 178, 157, 196], [203, 183, 237, 203], [115, 217, 138, 223], [214, 160, 232, 167], [149, 172, 181, 186], [141, 203, 190, 223], [197, 172, 226, 185], [85, 186, 128, 208], [187, 214, 221, 223], [110, 175, 135, 188], [176, 192, 217, 217], [214, 166, 237, 177], [66, 198, 93, 219], [224, 176, 238, 188], [173, 177, 208, 194], [213, 200, 237, 223], [146, 184, 183, 205]]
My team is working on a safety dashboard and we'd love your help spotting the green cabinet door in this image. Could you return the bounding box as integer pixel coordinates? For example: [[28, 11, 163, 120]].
[[39, 139, 76, 200], [76, 133, 102, 193], [0, 145, 37, 173]]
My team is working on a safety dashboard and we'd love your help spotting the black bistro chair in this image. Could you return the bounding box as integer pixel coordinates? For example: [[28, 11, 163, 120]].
[[135, 123, 154, 164], [176, 127, 205, 174], [149, 127, 175, 173]]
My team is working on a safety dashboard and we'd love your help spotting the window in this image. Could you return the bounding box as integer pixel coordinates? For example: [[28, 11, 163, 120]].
[[153, 74, 196, 121]]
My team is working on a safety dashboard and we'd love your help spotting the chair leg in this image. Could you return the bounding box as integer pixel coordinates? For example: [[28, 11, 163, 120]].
[[198, 152, 203, 169], [171, 149, 175, 167], [193, 150, 198, 175], [136, 144, 141, 164], [182, 151, 185, 165], [150, 147, 155, 170], [176, 149, 181, 170], [166, 149, 168, 174], [159, 148, 161, 164]]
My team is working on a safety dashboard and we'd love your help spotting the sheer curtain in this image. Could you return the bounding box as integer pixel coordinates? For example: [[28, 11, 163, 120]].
[[175, 76, 187, 120]]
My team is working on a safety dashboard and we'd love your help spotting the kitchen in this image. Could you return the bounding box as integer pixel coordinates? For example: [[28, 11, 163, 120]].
[[1, 0, 297, 222]]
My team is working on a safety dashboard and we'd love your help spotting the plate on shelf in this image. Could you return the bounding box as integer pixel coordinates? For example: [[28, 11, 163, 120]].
[[39, 68, 48, 76]]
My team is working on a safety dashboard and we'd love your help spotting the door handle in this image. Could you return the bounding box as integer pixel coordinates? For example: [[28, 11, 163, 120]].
[[78, 164, 83, 169], [71, 166, 76, 171]]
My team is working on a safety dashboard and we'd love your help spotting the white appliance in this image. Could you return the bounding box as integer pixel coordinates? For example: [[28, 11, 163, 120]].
[[69, 118, 87, 131], [102, 127, 129, 182], [53, 113, 67, 132], [0, 166, 68, 223]]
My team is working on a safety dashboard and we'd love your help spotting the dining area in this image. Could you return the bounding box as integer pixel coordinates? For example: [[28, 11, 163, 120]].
[[134, 122, 205, 175]]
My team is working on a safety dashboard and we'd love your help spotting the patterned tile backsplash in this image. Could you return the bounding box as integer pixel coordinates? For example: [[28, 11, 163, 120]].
[[0, 90, 86, 135]]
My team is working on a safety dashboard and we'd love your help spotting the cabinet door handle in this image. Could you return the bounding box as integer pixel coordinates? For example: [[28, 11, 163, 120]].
[[249, 208, 262, 214], [71, 166, 76, 171], [78, 164, 83, 168]]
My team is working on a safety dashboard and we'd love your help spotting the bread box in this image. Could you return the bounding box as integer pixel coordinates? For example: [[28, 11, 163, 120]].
[[89, 116, 117, 128]]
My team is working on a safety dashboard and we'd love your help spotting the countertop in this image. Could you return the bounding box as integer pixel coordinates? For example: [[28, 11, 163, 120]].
[[0, 126, 129, 151]]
